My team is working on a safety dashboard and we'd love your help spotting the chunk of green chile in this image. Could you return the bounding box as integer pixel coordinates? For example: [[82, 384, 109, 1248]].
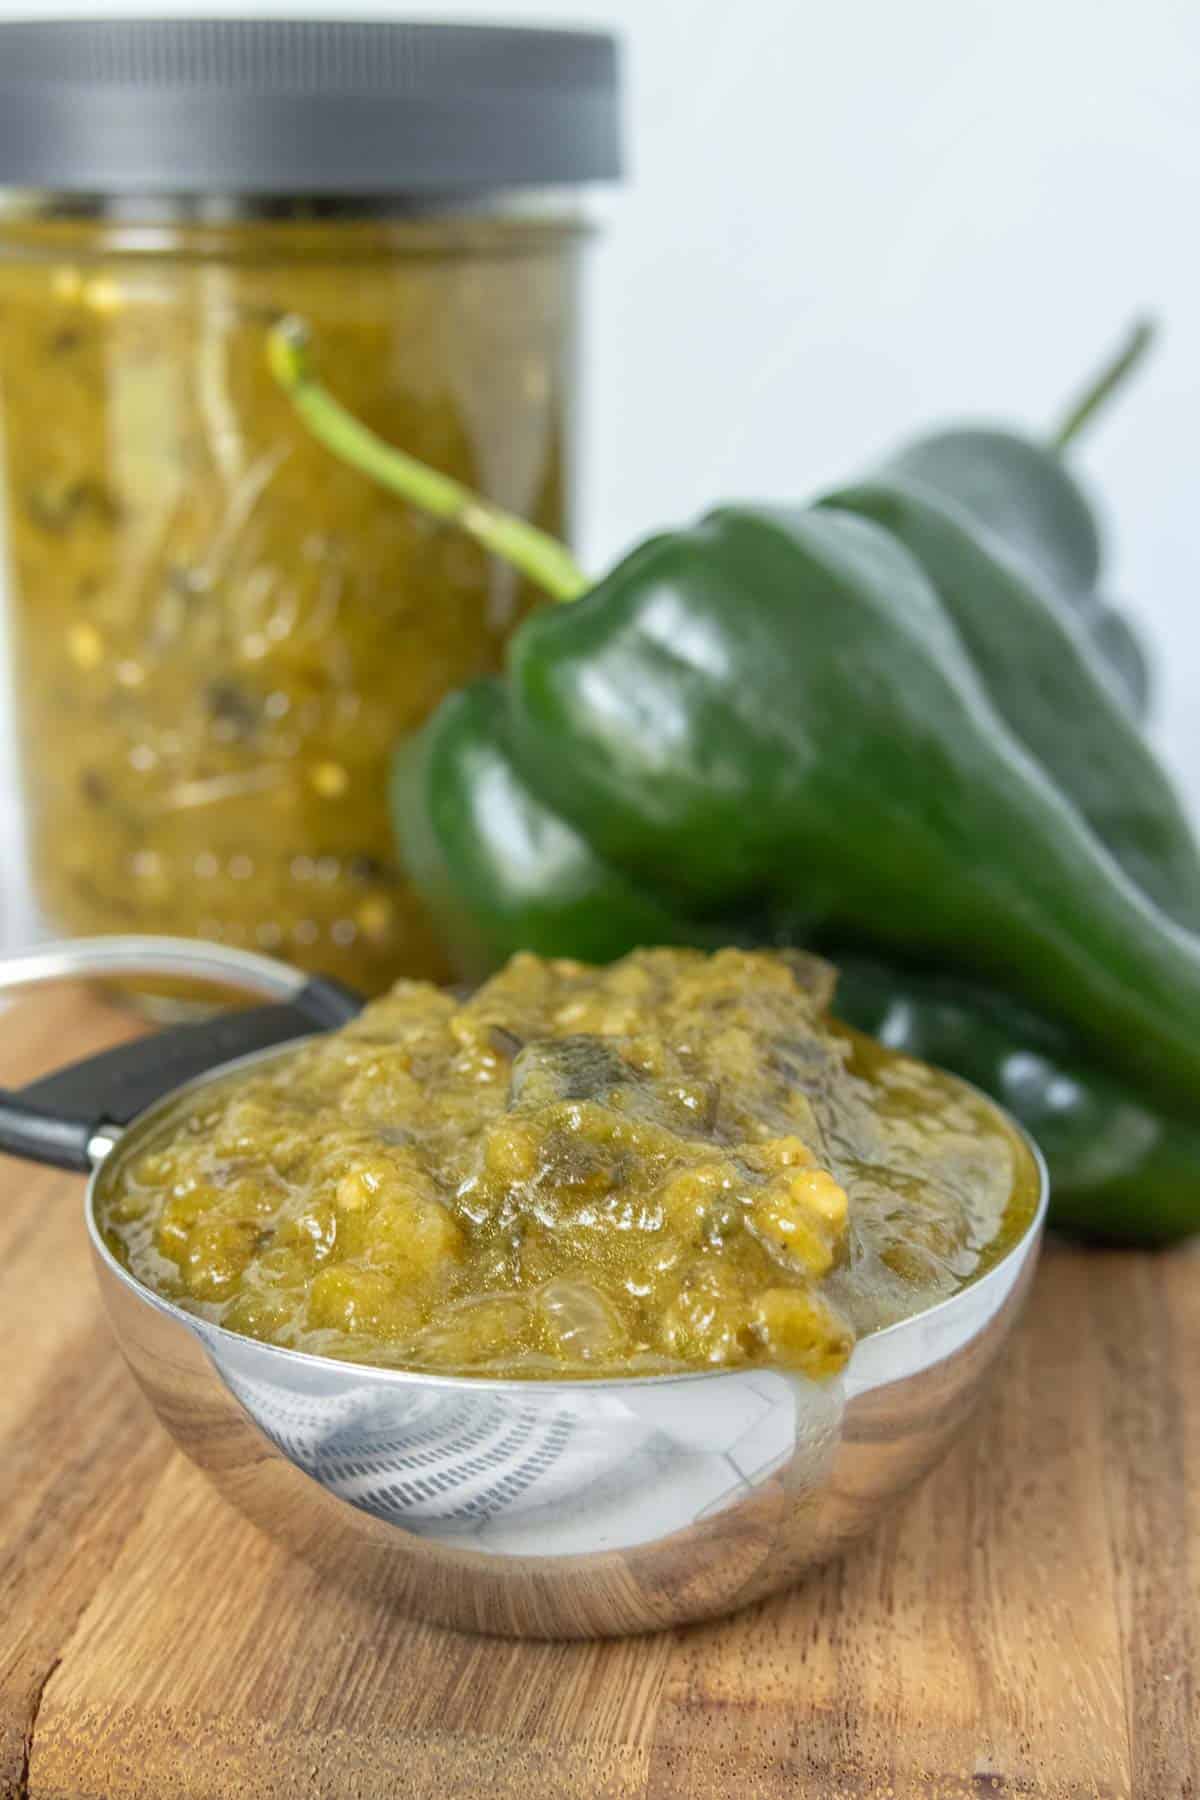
[[832, 953, 1200, 1245], [820, 478, 1200, 927]]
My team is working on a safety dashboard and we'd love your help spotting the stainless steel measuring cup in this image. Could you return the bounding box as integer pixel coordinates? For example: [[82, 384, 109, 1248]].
[[0, 935, 1047, 1638]]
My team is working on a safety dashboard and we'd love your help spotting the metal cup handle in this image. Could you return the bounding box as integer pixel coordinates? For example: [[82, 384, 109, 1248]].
[[0, 935, 363, 1171]]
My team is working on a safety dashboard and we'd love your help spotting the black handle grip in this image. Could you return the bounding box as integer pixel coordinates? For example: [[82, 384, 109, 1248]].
[[0, 974, 363, 1172]]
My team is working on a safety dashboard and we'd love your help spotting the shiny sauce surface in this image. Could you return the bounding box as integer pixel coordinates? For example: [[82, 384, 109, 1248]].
[[100, 948, 1039, 1378]]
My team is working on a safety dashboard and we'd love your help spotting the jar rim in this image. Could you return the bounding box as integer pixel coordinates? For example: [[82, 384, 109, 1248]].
[[0, 195, 594, 264]]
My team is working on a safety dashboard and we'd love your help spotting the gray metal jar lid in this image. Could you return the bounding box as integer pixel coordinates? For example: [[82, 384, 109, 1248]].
[[0, 17, 622, 196]]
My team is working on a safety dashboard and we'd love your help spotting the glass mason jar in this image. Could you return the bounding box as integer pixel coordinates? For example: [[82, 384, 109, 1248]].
[[0, 20, 620, 1001]]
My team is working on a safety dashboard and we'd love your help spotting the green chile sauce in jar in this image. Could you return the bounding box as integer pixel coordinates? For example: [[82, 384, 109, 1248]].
[[0, 20, 620, 999]]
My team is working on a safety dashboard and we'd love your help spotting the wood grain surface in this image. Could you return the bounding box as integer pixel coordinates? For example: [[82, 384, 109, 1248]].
[[1, 987, 1198, 1800]]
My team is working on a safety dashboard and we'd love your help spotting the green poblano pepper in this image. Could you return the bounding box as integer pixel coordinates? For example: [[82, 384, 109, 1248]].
[[269, 318, 1200, 1242], [477, 506, 1200, 1108]]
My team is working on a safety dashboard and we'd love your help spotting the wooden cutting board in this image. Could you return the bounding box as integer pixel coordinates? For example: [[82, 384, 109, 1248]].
[[2, 986, 1198, 1800]]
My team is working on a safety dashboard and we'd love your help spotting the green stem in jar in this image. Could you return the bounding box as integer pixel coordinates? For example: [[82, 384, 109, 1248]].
[[1051, 316, 1158, 449], [267, 316, 590, 603]]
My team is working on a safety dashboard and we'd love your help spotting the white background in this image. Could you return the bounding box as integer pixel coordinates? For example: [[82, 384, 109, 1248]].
[[2, 0, 1198, 941]]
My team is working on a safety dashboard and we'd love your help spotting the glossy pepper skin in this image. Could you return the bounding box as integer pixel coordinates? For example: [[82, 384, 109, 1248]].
[[396, 502, 1200, 1113], [394, 676, 699, 979], [831, 954, 1200, 1245], [819, 477, 1200, 926]]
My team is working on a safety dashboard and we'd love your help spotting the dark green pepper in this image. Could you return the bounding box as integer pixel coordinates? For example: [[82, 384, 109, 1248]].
[[396, 675, 698, 977], [397, 492, 1200, 1113], [270, 317, 1200, 1241], [472, 505, 1200, 1113]]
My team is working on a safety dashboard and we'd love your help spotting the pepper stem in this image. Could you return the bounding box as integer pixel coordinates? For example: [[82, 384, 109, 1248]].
[[1051, 316, 1158, 451], [267, 316, 590, 603]]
